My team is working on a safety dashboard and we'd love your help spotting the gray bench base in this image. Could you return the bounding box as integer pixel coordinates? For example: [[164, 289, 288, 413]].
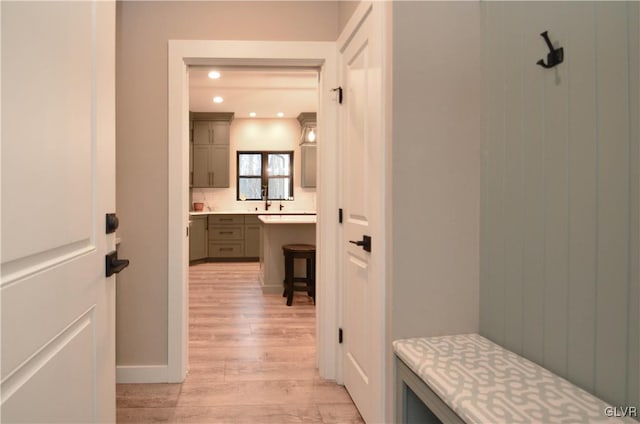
[[395, 356, 464, 424]]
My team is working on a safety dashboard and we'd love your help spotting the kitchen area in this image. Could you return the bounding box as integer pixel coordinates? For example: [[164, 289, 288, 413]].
[[187, 68, 319, 297]]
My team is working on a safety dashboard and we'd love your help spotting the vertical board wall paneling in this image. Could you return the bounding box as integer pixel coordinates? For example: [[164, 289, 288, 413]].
[[484, 1, 507, 345], [594, 3, 630, 405], [479, 3, 491, 337], [480, 1, 638, 407], [627, 1, 640, 409], [566, 2, 598, 393], [502, 1, 525, 355], [541, 2, 570, 377], [519, 2, 546, 365]]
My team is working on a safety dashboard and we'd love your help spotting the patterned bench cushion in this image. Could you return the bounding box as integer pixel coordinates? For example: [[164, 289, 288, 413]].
[[393, 334, 632, 423]]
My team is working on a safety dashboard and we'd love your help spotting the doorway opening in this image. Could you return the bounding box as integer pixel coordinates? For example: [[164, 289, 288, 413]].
[[167, 40, 341, 385], [186, 65, 321, 375]]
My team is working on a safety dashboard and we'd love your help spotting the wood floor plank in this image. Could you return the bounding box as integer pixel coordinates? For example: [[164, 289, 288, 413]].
[[173, 405, 323, 423], [116, 384, 182, 408], [116, 262, 363, 423], [176, 380, 354, 407], [116, 407, 176, 423], [224, 361, 320, 382], [318, 403, 366, 424]]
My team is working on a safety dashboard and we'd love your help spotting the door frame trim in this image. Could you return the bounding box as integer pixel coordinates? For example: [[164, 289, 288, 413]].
[[167, 40, 340, 382]]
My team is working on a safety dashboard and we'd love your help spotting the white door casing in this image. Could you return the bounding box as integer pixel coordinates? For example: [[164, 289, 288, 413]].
[[338, 2, 387, 423], [1, 1, 116, 422], [167, 42, 339, 383]]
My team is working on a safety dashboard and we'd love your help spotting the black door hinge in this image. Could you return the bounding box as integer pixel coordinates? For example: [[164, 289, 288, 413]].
[[338, 208, 343, 224], [339, 327, 343, 344], [332, 86, 343, 104]]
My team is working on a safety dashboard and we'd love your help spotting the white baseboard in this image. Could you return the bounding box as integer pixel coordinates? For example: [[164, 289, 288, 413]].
[[116, 365, 169, 383]]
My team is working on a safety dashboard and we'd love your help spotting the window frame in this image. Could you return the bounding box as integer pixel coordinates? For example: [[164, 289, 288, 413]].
[[236, 150, 294, 201]]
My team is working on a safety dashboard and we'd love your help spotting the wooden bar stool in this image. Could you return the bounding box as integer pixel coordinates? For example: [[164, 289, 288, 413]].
[[282, 244, 316, 306]]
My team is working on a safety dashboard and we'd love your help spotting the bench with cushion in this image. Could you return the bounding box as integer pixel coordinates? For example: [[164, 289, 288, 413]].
[[393, 333, 634, 423]]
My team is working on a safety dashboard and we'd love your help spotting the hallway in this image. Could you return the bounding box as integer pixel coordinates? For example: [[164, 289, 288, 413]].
[[116, 262, 363, 423]]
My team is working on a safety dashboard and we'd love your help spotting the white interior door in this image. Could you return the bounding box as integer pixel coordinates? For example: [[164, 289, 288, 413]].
[[1, 1, 116, 422], [340, 3, 386, 423]]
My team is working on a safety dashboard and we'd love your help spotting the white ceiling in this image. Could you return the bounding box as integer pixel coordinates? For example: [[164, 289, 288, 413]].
[[189, 67, 318, 118]]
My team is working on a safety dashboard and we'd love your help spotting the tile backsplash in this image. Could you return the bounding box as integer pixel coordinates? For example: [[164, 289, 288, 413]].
[[191, 187, 316, 212]]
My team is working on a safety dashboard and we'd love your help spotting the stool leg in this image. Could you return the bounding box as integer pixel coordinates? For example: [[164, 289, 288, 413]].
[[284, 254, 294, 306], [306, 257, 313, 297]]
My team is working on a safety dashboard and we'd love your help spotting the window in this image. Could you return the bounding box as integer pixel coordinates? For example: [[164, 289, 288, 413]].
[[237, 151, 293, 200]]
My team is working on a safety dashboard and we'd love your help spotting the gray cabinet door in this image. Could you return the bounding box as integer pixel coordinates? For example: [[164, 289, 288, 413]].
[[244, 224, 260, 258], [301, 144, 317, 188], [192, 144, 229, 188], [191, 120, 230, 188], [189, 142, 193, 187], [192, 144, 212, 187], [193, 120, 211, 145], [189, 216, 208, 261], [211, 144, 229, 188], [211, 121, 230, 145]]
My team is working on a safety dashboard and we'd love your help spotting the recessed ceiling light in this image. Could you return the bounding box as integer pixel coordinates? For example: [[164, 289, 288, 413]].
[[213, 96, 224, 104], [249, 112, 257, 117], [277, 112, 284, 118], [208, 71, 221, 79]]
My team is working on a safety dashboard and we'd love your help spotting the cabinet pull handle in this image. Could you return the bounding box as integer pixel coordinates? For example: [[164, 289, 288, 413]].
[[220, 248, 233, 251], [219, 231, 233, 234]]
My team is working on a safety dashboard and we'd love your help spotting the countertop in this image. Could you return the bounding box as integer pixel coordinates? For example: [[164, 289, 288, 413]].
[[190, 210, 316, 216], [258, 214, 317, 224]]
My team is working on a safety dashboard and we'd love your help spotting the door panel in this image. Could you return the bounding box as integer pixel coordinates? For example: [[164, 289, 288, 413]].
[[1, 1, 116, 422], [340, 4, 385, 423]]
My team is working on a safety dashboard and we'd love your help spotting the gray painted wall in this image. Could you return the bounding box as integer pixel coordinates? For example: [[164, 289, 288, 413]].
[[480, 2, 639, 408], [116, 1, 340, 366], [391, 1, 481, 340]]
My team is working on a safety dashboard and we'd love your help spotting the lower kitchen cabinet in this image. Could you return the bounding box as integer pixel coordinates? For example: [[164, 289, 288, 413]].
[[207, 214, 260, 260], [189, 216, 208, 261], [244, 215, 261, 258]]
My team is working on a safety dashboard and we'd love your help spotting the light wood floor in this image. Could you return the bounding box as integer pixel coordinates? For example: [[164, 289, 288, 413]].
[[116, 262, 363, 423]]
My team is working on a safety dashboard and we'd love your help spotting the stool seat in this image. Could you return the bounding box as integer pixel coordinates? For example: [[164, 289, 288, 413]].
[[282, 244, 316, 253], [282, 244, 316, 306]]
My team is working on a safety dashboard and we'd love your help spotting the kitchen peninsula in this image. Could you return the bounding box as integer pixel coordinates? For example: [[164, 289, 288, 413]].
[[258, 214, 316, 294]]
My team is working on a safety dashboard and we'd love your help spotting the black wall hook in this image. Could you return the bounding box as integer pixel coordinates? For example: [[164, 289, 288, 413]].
[[536, 31, 564, 69]]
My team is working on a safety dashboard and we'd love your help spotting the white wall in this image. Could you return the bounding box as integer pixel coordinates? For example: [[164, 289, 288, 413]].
[[391, 1, 481, 341], [191, 118, 316, 212]]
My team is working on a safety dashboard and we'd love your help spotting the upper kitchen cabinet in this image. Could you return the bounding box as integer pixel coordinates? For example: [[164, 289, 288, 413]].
[[193, 120, 230, 145], [297, 112, 317, 188], [191, 112, 233, 188], [301, 144, 317, 188]]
